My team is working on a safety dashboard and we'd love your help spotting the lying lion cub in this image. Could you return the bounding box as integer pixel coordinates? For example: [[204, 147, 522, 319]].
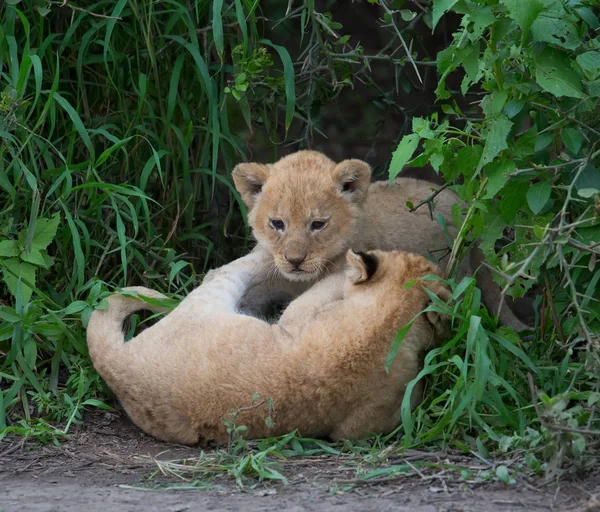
[[233, 150, 528, 331], [87, 248, 449, 444]]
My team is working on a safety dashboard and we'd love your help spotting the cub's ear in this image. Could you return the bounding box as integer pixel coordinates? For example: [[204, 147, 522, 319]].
[[232, 163, 271, 209], [345, 250, 378, 284], [333, 159, 371, 206], [423, 282, 452, 339]]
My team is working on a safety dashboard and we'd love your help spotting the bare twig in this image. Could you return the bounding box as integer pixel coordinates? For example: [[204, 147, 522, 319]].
[[336, 469, 449, 486], [379, 0, 423, 84], [409, 182, 451, 218], [49, 0, 123, 19]]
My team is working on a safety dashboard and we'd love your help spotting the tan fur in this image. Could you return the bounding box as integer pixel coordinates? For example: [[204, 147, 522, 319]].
[[87, 249, 449, 445], [233, 150, 528, 331]]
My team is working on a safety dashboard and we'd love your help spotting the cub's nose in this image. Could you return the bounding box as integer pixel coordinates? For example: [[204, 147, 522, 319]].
[[285, 253, 307, 268]]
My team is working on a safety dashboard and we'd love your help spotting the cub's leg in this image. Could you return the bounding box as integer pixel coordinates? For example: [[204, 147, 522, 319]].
[[330, 403, 400, 441], [277, 272, 346, 338], [186, 249, 274, 315], [237, 252, 314, 317]]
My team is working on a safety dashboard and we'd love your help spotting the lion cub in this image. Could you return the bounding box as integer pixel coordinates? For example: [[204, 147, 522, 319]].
[[233, 150, 528, 331], [87, 249, 449, 445]]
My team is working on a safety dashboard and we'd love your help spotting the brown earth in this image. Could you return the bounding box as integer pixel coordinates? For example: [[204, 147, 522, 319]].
[[1, 411, 598, 512]]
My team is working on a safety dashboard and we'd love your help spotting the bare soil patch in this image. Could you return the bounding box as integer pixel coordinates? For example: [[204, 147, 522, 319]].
[[1, 412, 597, 512]]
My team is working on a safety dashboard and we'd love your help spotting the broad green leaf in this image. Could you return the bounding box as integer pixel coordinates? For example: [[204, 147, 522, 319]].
[[531, 14, 580, 51], [20, 248, 46, 267], [499, 182, 527, 223], [2, 258, 36, 303], [534, 49, 584, 99], [476, 116, 513, 173], [562, 128, 583, 155], [484, 159, 515, 199], [389, 134, 419, 182], [496, 465, 510, 483], [576, 6, 599, 30], [526, 182, 551, 214], [576, 51, 600, 81], [534, 132, 553, 153], [481, 91, 508, 118], [432, 0, 458, 30], [588, 78, 600, 98], [0, 307, 20, 322], [574, 164, 600, 193], [0, 240, 19, 257], [500, 0, 543, 36], [400, 9, 417, 22], [503, 99, 524, 119], [64, 300, 89, 315], [31, 213, 60, 252]]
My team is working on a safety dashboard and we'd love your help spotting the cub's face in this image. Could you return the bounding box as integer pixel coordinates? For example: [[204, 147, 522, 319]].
[[233, 151, 372, 282]]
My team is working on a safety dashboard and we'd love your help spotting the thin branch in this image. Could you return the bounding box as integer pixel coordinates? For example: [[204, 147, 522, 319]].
[[527, 373, 600, 436], [379, 0, 423, 84], [568, 239, 600, 256], [50, 0, 123, 19], [409, 182, 450, 217]]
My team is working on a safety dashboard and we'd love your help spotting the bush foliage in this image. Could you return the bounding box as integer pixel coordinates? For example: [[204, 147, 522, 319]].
[[1, 0, 599, 479]]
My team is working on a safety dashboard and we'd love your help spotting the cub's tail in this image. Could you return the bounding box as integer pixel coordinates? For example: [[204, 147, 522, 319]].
[[87, 286, 168, 372]]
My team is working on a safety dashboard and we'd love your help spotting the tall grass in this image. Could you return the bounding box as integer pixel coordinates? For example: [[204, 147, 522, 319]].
[[0, 0, 398, 439], [0, 0, 293, 436], [1, 0, 598, 483]]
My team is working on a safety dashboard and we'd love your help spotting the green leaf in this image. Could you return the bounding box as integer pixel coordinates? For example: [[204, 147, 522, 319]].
[[20, 248, 46, 267], [0, 240, 19, 257], [484, 159, 514, 199], [260, 40, 296, 132], [385, 321, 415, 372], [477, 116, 513, 173], [588, 78, 600, 98], [500, 0, 543, 36], [561, 128, 583, 155], [576, 51, 600, 81], [499, 182, 527, 223], [400, 10, 417, 22], [53, 93, 95, 161], [531, 14, 580, 51], [212, 0, 224, 60], [575, 6, 599, 30], [574, 164, 600, 193], [31, 213, 60, 252], [2, 258, 36, 303], [432, 0, 458, 30], [534, 132, 553, 153], [534, 49, 584, 99], [64, 301, 89, 315], [0, 307, 20, 322], [503, 99, 524, 119], [527, 182, 551, 214], [496, 465, 510, 483], [389, 134, 419, 182]]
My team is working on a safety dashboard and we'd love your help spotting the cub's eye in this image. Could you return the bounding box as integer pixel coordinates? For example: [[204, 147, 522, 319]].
[[270, 219, 285, 231], [311, 220, 327, 231]]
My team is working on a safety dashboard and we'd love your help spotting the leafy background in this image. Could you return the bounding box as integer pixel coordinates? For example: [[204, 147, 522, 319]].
[[1, 0, 599, 481]]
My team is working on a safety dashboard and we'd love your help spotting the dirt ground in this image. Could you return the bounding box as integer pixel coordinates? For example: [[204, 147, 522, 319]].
[[1, 412, 598, 512]]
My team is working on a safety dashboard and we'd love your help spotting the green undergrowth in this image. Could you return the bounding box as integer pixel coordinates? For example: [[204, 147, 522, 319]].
[[1, 0, 599, 488]]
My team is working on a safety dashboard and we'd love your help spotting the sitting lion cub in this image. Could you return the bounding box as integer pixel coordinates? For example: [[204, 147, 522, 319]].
[[233, 150, 528, 331], [87, 248, 450, 445]]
